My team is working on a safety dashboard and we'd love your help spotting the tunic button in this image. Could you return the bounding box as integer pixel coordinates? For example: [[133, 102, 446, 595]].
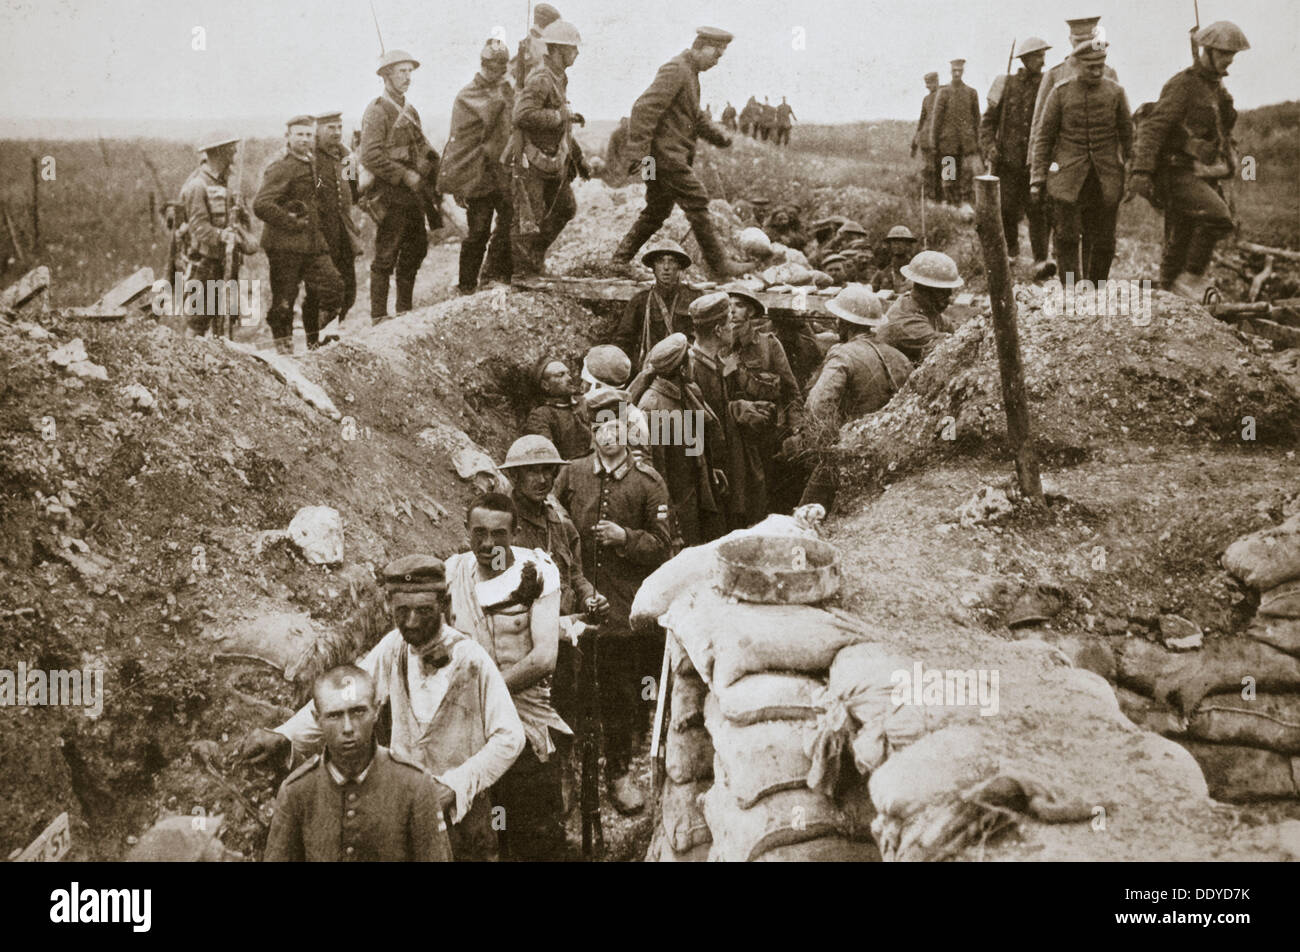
[[347, 809, 356, 818], [345, 846, 355, 855], [347, 793, 357, 802]]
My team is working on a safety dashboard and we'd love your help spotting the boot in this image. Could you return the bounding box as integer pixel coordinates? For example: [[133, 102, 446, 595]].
[[1032, 259, 1057, 281], [611, 217, 661, 274], [607, 771, 644, 815], [395, 274, 416, 314], [1170, 271, 1214, 304], [687, 210, 753, 279], [369, 270, 391, 321], [272, 336, 293, 356]]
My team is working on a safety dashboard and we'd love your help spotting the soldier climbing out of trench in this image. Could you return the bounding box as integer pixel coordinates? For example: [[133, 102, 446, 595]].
[[611, 27, 754, 280], [1128, 21, 1250, 304], [508, 19, 591, 281]]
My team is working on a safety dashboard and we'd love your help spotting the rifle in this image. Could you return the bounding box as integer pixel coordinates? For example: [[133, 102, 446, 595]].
[[575, 616, 604, 859], [217, 143, 253, 338], [990, 38, 1015, 173], [1189, 0, 1201, 64]]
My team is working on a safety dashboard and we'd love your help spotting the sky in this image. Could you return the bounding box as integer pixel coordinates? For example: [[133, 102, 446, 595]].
[[1, 0, 1296, 136]]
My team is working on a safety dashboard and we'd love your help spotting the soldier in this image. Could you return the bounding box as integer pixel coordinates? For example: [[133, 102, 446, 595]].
[[724, 287, 803, 524], [764, 204, 806, 250], [303, 112, 362, 345], [767, 304, 824, 395], [1028, 17, 1120, 273], [360, 49, 434, 322], [613, 27, 751, 279], [721, 101, 738, 131], [440, 38, 514, 295], [794, 285, 912, 510], [1031, 37, 1132, 285], [444, 493, 570, 861], [240, 555, 526, 862], [496, 435, 608, 815], [551, 389, 672, 814], [931, 59, 981, 205], [758, 97, 777, 142], [870, 225, 918, 295], [264, 665, 453, 862], [739, 95, 760, 138], [254, 115, 344, 354], [510, 3, 562, 90], [635, 333, 724, 547], [911, 72, 941, 200], [775, 96, 797, 146], [1129, 21, 1249, 302], [177, 133, 258, 338], [803, 215, 848, 268], [509, 19, 590, 281], [524, 355, 590, 460], [821, 253, 851, 286], [687, 293, 748, 528], [877, 250, 962, 364], [613, 240, 699, 371], [579, 344, 652, 454], [982, 37, 1055, 278]]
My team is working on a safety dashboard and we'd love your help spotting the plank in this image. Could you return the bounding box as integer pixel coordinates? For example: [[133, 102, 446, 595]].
[[1239, 317, 1300, 349], [64, 307, 131, 320], [0, 265, 50, 312], [92, 267, 155, 310]]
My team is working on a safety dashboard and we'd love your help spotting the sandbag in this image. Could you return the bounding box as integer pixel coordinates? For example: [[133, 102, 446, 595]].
[[707, 694, 817, 808], [868, 726, 992, 821], [1246, 617, 1300, 657], [754, 836, 880, 862], [660, 778, 712, 852], [630, 515, 820, 639], [1115, 635, 1300, 715], [669, 670, 707, 733], [825, 643, 914, 775], [668, 633, 698, 677], [1260, 579, 1300, 619], [1181, 741, 1300, 802], [663, 586, 876, 690], [645, 822, 710, 862], [1222, 513, 1300, 591], [1188, 693, 1300, 753], [665, 725, 714, 783], [1115, 685, 1187, 736], [713, 672, 825, 725], [738, 227, 772, 258], [703, 785, 862, 862]]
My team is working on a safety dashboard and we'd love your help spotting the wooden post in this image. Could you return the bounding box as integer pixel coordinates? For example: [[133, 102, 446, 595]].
[[2, 202, 25, 264], [30, 156, 40, 251], [974, 174, 1043, 504], [149, 192, 157, 233]]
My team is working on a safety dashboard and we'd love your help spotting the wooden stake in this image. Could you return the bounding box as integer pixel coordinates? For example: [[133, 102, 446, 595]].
[[2, 202, 25, 264], [974, 174, 1043, 504]]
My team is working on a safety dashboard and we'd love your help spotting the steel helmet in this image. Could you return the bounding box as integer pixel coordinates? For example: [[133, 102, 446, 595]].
[[825, 283, 885, 326], [836, 220, 868, 239], [641, 238, 692, 269], [901, 250, 964, 289], [723, 286, 766, 317], [1014, 36, 1051, 58], [198, 132, 240, 154], [1194, 21, 1250, 52], [499, 435, 568, 470], [885, 225, 916, 242], [540, 19, 581, 47], [377, 49, 420, 74]]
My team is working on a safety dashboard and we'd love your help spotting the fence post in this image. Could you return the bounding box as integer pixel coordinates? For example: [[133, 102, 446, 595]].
[[974, 173, 1043, 504], [30, 156, 40, 251]]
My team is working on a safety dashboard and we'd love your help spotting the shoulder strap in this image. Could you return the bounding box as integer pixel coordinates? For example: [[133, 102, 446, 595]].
[[864, 339, 906, 394]]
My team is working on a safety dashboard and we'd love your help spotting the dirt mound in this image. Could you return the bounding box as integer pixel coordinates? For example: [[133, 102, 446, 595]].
[[0, 282, 602, 859], [838, 284, 1300, 490]]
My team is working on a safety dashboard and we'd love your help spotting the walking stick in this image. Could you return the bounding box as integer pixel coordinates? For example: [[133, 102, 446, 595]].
[[648, 636, 672, 810]]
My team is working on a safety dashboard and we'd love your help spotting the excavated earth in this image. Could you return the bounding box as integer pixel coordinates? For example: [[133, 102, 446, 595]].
[[3, 175, 1299, 862]]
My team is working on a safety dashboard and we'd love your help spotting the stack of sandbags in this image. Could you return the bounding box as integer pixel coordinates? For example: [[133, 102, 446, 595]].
[[1108, 512, 1300, 802], [652, 635, 714, 862], [702, 677, 877, 861]]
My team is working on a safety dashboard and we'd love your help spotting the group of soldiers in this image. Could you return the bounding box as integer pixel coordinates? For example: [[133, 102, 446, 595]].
[[717, 96, 798, 145], [231, 204, 968, 862], [911, 14, 1251, 300]]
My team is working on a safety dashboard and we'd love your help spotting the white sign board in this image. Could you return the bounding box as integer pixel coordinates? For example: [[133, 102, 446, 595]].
[[15, 812, 71, 862]]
